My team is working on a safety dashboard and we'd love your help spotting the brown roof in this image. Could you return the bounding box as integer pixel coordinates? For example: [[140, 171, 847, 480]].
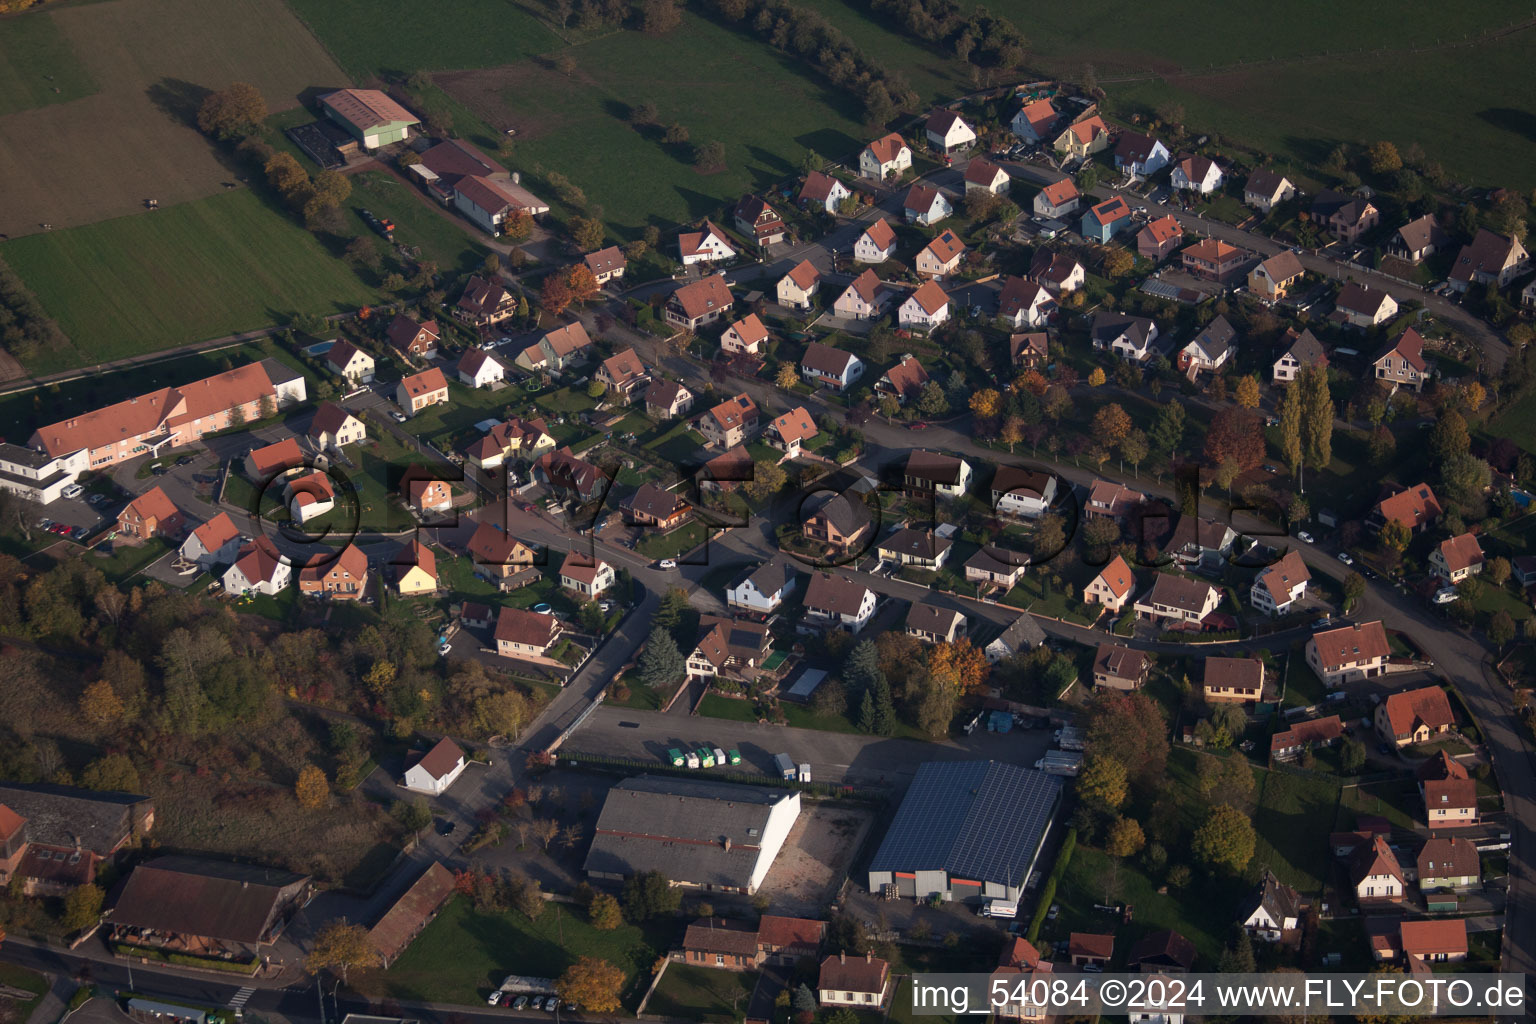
[[494, 606, 559, 647], [1257, 549, 1311, 603], [413, 737, 464, 781], [1140, 573, 1218, 613], [678, 220, 734, 259], [1204, 656, 1263, 692], [921, 229, 966, 265], [726, 314, 769, 348], [123, 485, 179, 525], [1030, 250, 1083, 286], [1399, 918, 1467, 957], [1377, 483, 1442, 529], [992, 464, 1054, 502], [802, 340, 859, 376], [803, 572, 873, 616], [1270, 715, 1343, 753], [1009, 331, 1049, 363], [457, 347, 502, 378], [232, 536, 285, 585], [624, 482, 684, 521], [1182, 238, 1242, 264], [1416, 749, 1468, 783], [865, 132, 907, 165], [419, 138, 500, 179], [1437, 532, 1484, 574], [601, 348, 646, 386], [325, 336, 368, 371], [393, 538, 438, 580], [683, 917, 759, 956], [1061, 116, 1107, 146], [1245, 168, 1291, 198], [1094, 642, 1146, 682], [906, 600, 962, 636], [386, 313, 439, 351], [905, 449, 965, 485], [584, 245, 627, 276], [804, 492, 870, 537], [1087, 478, 1141, 514], [999, 277, 1050, 320], [1069, 932, 1114, 959], [1416, 837, 1479, 880], [882, 355, 928, 397], [904, 183, 945, 213], [1139, 215, 1182, 245], [369, 861, 456, 962], [111, 855, 309, 944], [785, 259, 820, 291], [467, 521, 532, 565], [1381, 685, 1454, 737], [560, 550, 609, 586], [862, 218, 896, 251], [671, 275, 734, 320], [457, 274, 510, 316], [408, 478, 451, 510], [925, 109, 968, 135], [1376, 326, 1428, 372], [905, 280, 949, 315], [963, 158, 1006, 186], [1039, 178, 1077, 206], [1349, 834, 1404, 886], [1127, 929, 1196, 971], [1093, 555, 1136, 599], [1257, 249, 1304, 282], [309, 401, 358, 440], [819, 952, 889, 994], [320, 88, 418, 130], [1174, 154, 1219, 184], [1114, 131, 1163, 164], [1395, 214, 1447, 254], [1335, 281, 1392, 316], [771, 406, 818, 445], [1311, 621, 1391, 671], [757, 915, 825, 950], [644, 378, 689, 411], [843, 270, 883, 306], [800, 170, 846, 204], [1450, 229, 1523, 283], [400, 367, 448, 399], [1423, 776, 1476, 812], [880, 527, 952, 562]]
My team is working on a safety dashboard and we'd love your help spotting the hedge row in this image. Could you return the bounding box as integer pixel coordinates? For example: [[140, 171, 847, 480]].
[[1025, 827, 1077, 943]]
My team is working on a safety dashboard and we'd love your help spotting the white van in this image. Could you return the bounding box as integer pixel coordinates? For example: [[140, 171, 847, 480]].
[[980, 899, 1018, 919]]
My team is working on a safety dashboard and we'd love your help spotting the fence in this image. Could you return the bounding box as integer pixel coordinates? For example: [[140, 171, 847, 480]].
[[554, 750, 889, 802]]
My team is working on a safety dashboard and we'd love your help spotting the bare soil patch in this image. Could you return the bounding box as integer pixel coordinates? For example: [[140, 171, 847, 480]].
[[757, 802, 874, 914]]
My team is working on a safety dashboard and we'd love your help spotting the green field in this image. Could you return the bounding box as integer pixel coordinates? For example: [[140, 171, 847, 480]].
[[0, 10, 97, 116], [345, 171, 491, 275], [283, 0, 562, 79], [1248, 768, 1341, 893], [2, 190, 377, 372], [647, 964, 758, 1020], [1486, 391, 1536, 455]]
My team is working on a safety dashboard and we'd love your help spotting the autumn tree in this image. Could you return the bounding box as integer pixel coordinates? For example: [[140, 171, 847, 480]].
[[1204, 407, 1265, 471], [295, 764, 329, 809], [79, 679, 125, 727], [1120, 429, 1148, 475], [1078, 755, 1127, 810], [1429, 409, 1470, 464], [1000, 416, 1025, 452], [196, 82, 268, 141], [589, 892, 622, 930], [640, 0, 682, 35], [744, 458, 787, 502], [1085, 691, 1168, 786], [775, 362, 799, 389], [1091, 403, 1131, 449], [1379, 519, 1411, 553], [1367, 141, 1402, 174], [927, 639, 989, 697], [1233, 375, 1261, 409], [61, 884, 104, 933], [695, 140, 727, 172], [1106, 817, 1146, 858], [969, 388, 1002, 421], [1103, 248, 1134, 277], [570, 216, 606, 252], [566, 264, 599, 305], [307, 920, 381, 982], [503, 208, 534, 242], [1300, 366, 1334, 472], [1192, 804, 1256, 873], [558, 956, 625, 1012], [541, 273, 575, 316], [81, 753, 140, 793]]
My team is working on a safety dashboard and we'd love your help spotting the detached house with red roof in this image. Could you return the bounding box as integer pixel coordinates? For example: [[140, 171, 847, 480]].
[[665, 274, 733, 330], [1081, 196, 1133, 242], [453, 274, 517, 327], [776, 260, 820, 311], [1448, 229, 1529, 292], [898, 280, 950, 329], [964, 158, 1010, 195], [819, 952, 892, 1009], [404, 737, 466, 796], [595, 347, 650, 402], [1400, 919, 1468, 965], [1010, 97, 1059, 143], [1137, 214, 1183, 261], [286, 471, 335, 524], [1170, 153, 1225, 194], [1084, 555, 1135, 613], [915, 229, 966, 278], [1307, 620, 1391, 685], [859, 132, 912, 180], [1251, 549, 1311, 615], [1375, 685, 1454, 748], [1270, 715, 1343, 762], [699, 393, 760, 449], [408, 478, 453, 517], [324, 337, 375, 384], [117, 486, 183, 540], [223, 536, 291, 596], [245, 437, 305, 482], [1181, 238, 1247, 283], [180, 512, 242, 568], [799, 170, 851, 214], [396, 367, 449, 417], [1052, 116, 1109, 159], [853, 219, 898, 264], [1033, 177, 1079, 220], [1431, 532, 1484, 583], [833, 271, 890, 321], [765, 406, 818, 457], [1417, 751, 1476, 829], [925, 109, 975, 153], [297, 543, 368, 601], [733, 195, 785, 247], [1375, 483, 1442, 533], [678, 220, 737, 266], [560, 551, 615, 598], [876, 355, 929, 405], [1373, 327, 1429, 392], [494, 606, 561, 659], [903, 184, 953, 226], [385, 313, 440, 362], [584, 245, 627, 285], [392, 538, 439, 596], [720, 314, 769, 357]]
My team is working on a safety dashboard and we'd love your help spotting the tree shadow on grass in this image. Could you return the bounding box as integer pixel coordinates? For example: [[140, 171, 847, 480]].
[[145, 77, 211, 129], [1477, 107, 1536, 144]]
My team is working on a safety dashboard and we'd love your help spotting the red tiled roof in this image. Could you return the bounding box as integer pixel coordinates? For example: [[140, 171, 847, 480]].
[[771, 406, 818, 445], [369, 862, 455, 962], [1257, 549, 1311, 603], [1377, 483, 1442, 529], [320, 89, 418, 130], [123, 485, 179, 525], [1381, 685, 1454, 737], [400, 367, 448, 399], [1400, 919, 1467, 958], [865, 132, 907, 165], [785, 259, 820, 291], [248, 437, 304, 476], [1204, 656, 1263, 692], [1311, 621, 1390, 671], [1069, 933, 1114, 958], [906, 280, 948, 315], [1139, 215, 1181, 245], [670, 275, 733, 320], [584, 245, 626, 276], [1039, 178, 1077, 206], [1061, 116, 1107, 146], [1437, 532, 1484, 574], [881, 355, 928, 397], [386, 314, 439, 351], [1416, 838, 1479, 880], [963, 158, 1006, 186], [758, 915, 825, 950], [800, 170, 846, 204], [189, 512, 240, 553], [862, 218, 896, 251], [726, 314, 769, 348], [560, 550, 609, 586], [1183, 238, 1242, 263], [1087, 196, 1130, 225], [1378, 326, 1428, 372], [494, 606, 559, 647], [819, 953, 889, 994], [1095, 555, 1135, 599], [921, 230, 966, 265]]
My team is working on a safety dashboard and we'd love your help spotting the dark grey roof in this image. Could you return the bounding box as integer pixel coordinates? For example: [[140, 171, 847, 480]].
[[0, 443, 56, 470], [1244, 869, 1302, 928], [1281, 328, 1328, 367], [110, 855, 310, 944], [1190, 315, 1237, 360], [966, 546, 1028, 576], [1127, 929, 1197, 970], [904, 450, 965, 486], [1244, 168, 1290, 196], [868, 761, 1061, 886], [1395, 214, 1447, 253], [0, 781, 151, 856], [804, 492, 870, 535], [584, 776, 797, 888], [880, 527, 951, 561], [259, 357, 304, 387], [731, 556, 797, 598], [992, 465, 1055, 500], [1090, 312, 1157, 349], [992, 614, 1045, 652], [906, 600, 963, 635]]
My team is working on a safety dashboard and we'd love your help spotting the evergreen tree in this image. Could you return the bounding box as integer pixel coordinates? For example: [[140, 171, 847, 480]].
[[1278, 379, 1304, 476], [856, 689, 876, 733], [1149, 400, 1187, 458], [1217, 929, 1256, 973], [1300, 366, 1334, 472], [637, 627, 684, 687], [872, 676, 896, 736], [842, 639, 883, 694]]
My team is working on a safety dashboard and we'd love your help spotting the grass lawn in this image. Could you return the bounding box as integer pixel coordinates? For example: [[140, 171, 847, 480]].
[[1338, 779, 1422, 832], [1249, 768, 1341, 893], [0, 963, 49, 1017], [0, 10, 97, 116], [1281, 641, 1326, 708], [698, 692, 759, 722], [87, 538, 172, 583], [3, 189, 377, 372], [283, 0, 561, 79], [345, 171, 492, 276], [1470, 582, 1533, 625], [647, 964, 758, 1020], [1487, 392, 1536, 455], [367, 894, 669, 1008], [636, 520, 708, 559]]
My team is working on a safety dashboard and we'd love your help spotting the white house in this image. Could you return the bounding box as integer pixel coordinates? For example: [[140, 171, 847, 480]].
[[776, 260, 820, 311], [803, 572, 877, 633], [560, 551, 616, 598], [678, 220, 737, 265], [1170, 154, 1225, 194], [1010, 97, 1058, 143], [403, 736, 468, 796], [0, 443, 82, 506], [180, 512, 242, 569], [324, 338, 375, 385], [456, 348, 506, 389], [1242, 871, 1302, 943], [800, 341, 864, 391], [832, 270, 890, 321], [903, 450, 971, 498], [307, 402, 366, 449], [222, 537, 291, 596], [1250, 550, 1311, 616], [903, 184, 952, 226], [727, 557, 798, 615], [997, 277, 1054, 328], [452, 175, 549, 235], [1113, 132, 1171, 177], [721, 314, 770, 356], [1243, 169, 1296, 212], [1177, 315, 1237, 378], [898, 281, 949, 330], [1090, 312, 1161, 363], [1033, 179, 1079, 220], [286, 470, 336, 523], [924, 109, 976, 153], [963, 158, 1010, 195], [799, 170, 851, 214], [991, 465, 1056, 519], [853, 219, 898, 264], [859, 133, 912, 181]]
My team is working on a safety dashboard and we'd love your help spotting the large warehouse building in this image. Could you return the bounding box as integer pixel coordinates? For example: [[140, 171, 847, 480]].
[[584, 776, 800, 895], [867, 760, 1062, 905]]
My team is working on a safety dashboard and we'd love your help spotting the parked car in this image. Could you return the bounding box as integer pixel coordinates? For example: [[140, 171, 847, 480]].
[[390, 409, 408, 423], [487, 992, 502, 1007], [543, 997, 560, 1012], [511, 997, 529, 1011], [658, 559, 677, 570], [151, 465, 168, 476], [1337, 552, 1355, 566], [1433, 588, 1459, 605], [1297, 530, 1314, 543], [176, 455, 194, 466], [61, 483, 84, 499]]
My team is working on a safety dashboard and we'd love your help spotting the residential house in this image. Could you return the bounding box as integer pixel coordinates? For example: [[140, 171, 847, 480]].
[[179, 512, 242, 568], [698, 393, 760, 449], [1177, 315, 1238, 377], [622, 483, 689, 529], [906, 601, 965, 643], [818, 952, 891, 1009], [1170, 154, 1224, 194], [1069, 933, 1114, 969], [1081, 196, 1132, 242], [757, 916, 826, 964], [1242, 870, 1302, 942], [665, 274, 734, 330], [1401, 919, 1468, 964], [803, 573, 877, 634], [1243, 169, 1295, 212], [391, 539, 439, 596], [244, 437, 305, 482], [698, 446, 751, 494], [1349, 834, 1405, 903], [454, 274, 517, 327], [1270, 716, 1343, 762], [0, 781, 154, 895], [1431, 532, 1484, 583], [678, 220, 737, 265], [1249, 249, 1305, 300], [777, 260, 821, 310], [963, 158, 1010, 195], [924, 109, 975, 153], [915, 229, 966, 278], [992, 465, 1057, 519], [494, 606, 561, 659], [560, 551, 615, 598], [407, 478, 453, 517], [117, 486, 183, 540], [1372, 326, 1429, 392], [1133, 574, 1221, 627], [834, 269, 891, 320], [1029, 250, 1086, 293], [876, 355, 928, 405], [1307, 620, 1391, 685], [801, 493, 872, 555], [1137, 215, 1183, 261], [595, 348, 650, 402], [1181, 238, 1246, 282], [515, 321, 594, 373], [584, 245, 627, 285], [964, 547, 1027, 592], [1090, 311, 1161, 362], [1251, 549, 1311, 615], [1416, 837, 1479, 891], [395, 367, 449, 417], [536, 447, 608, 503], [898, 280, 950, 329], [1417, 751, 1476, 829], [733, 196, 785, 247], [765, 406, 818, 456], [459, 415, 554, 471], [984, 614, 1046, 662], [107, 855, 311, 960], [404, 738, 466, 796], [1033, 178, 1080, 219], [1334, 282, 1398, 329], [465, 522, 534, 582], [799, 171, 851, 214], [1448, 229, 1529, 292], [903, 450, 971, 498], [720, 314, 770, 357], [1091, 642, 1148, 691], [385, 313, 440, 362], [991, 939, 1053, 1022], [998, 277, 1054, 328], [1272, 327, 1329, 382], [1009, 331, 1050, 368], [1376, 685, 1454, 747], [1312, 190, 1380, 242], [1083, 555, 1136, 613], [1388, 215, 1449, 263], [682, 918, 760, 969], [456, 348, 505, 389], [1114, 132, 1171, 176], [308, 402, 366, 449], [1010, 97, 1059, 143], [1085, 479, 1143, 520], [318, 88, 418, 149], [1127, 930, 1196, 974], [223, 536, 291, 596], [286, 469, 335, 523], [296, 543, 368, 600], [876, 527, 952, 570], [686, 615, 773, 682], [644, 379, 694, 420], [859, 132, 912, 180], [324, 338, 375, 384], [726, 557, 798, 616], [800, 342, 865, 390], [1052, 116, 1110, 159], [1375, 483, 1442, 532], [451, 175, 549, 234], [903, 184, 953, 226], [1203, 656, 1264, 703], [1164, 515, 1238, 570], [853, 219, 898, 264]]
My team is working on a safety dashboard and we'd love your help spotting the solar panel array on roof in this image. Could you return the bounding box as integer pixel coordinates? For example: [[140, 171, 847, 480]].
[[869, 761, 1061, 886]]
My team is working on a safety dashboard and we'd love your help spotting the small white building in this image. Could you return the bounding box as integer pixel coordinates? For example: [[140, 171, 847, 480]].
[[457, 348, 506, 389], [678, 220, 737, 266], [1170, 154, 1225, 194], [853, 220, 898, 264], [222, 537, 292, 596], [1250, 550, 1311, 616], [898, 281, 949, 330], [180, 512, 243, 569], [404, 736, 468, 796], [727, 558, 798, 615], [924, 110, 976, 153], [859, 133, 912, 181], [324, 338, 375, 385], [803, 572, 876, 633]]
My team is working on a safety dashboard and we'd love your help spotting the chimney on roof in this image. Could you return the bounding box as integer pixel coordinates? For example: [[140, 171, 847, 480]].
[[724, 837, 732, 852], [866, 951, 872, 963], [839, 952, 846, 964]]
